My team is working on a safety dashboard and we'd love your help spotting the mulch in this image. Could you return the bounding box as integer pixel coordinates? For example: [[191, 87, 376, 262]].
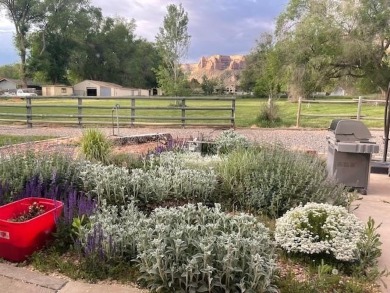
[[0, 137, 163, 159]]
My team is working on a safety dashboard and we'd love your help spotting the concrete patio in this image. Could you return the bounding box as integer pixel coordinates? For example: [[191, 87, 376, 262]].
[[353, 173, 390, 292]]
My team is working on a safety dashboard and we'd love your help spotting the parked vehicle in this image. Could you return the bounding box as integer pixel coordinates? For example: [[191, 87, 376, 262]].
[[15, 89, 38, 97], [0, 91, 15, 97]]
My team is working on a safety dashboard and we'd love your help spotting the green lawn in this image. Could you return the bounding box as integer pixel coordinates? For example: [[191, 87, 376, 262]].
[[0, 97, 386, 128], [0, 135, 54, 147]]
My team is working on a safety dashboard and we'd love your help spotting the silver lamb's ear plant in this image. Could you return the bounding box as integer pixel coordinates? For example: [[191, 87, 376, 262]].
[[214, 129, 250, 155], [77, 162, 132, 205], [136, 203, 277, 292], [78, 200, 145, 261], [129, 151, 218, 203]]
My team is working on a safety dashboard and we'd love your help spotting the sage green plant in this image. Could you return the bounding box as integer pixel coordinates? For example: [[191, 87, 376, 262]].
[[214, 129, 250, 154], [129, 152, 218, 203], [80, 129, 111, 163], [137, 203, 277, 292], [78, 162, 132, 205], [217, 145, 347, 217]]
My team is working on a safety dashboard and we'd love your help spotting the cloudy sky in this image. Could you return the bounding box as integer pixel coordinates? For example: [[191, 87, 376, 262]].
[[0, 0, 288, 66]]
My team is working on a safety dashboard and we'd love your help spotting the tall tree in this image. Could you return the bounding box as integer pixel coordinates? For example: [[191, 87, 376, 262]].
[[68, 16, 160, 88], [275, 0, 345, 99], [241, 33, 283, 99], [28, 0, 101, 84], [0, 0, 43, 87], [275, 0, 390, 97], [155, 3, 190, 95], [201, 75, 216, 95]]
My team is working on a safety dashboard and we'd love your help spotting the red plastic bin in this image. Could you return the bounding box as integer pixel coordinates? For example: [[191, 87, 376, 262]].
[[0, 197, 63, 262]]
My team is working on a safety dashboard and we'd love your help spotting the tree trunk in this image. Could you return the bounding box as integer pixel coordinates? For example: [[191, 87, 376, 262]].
[[19, 43, 27, 88]]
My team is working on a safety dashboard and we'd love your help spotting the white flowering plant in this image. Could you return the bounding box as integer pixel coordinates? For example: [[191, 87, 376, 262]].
[[275, 203, 364, 262]]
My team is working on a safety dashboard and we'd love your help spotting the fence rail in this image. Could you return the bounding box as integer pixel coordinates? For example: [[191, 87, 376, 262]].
[[0, 96, 236, 128], [296, 96, 386, 127]]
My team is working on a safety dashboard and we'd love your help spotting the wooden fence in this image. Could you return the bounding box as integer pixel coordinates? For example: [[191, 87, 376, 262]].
[[296, 96, 386, 127], [0, 96, 236, 128]]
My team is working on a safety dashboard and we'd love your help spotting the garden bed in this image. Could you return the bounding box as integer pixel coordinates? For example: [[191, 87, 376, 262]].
[[0, 130, 384, 292]]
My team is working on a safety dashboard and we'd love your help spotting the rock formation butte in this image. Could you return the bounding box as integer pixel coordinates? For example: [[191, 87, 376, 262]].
[[181, 55, 246, 86]]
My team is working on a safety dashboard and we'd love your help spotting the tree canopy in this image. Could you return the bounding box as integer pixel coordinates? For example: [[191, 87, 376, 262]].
[[243, 0, 390, 98], [278, 0, 390, 97], [28, 0, 101, 84], [241, 33, 283, 99], [1, 0, 161, 88], [155, 3, 191, 96], [0, 63, 20, 79], [0, 0, 44, 87]]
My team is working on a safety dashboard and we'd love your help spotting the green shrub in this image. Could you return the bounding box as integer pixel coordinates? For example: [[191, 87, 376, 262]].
[[256, 101, 283, 127], [353, 217, 386, 280], [214, 129, 250, 154], [80, 129, 111, 163], [108, 153, 144, 170], [275, 203, 364, 261], [217, 145, 346, 217], [137, 203, 277, 292]]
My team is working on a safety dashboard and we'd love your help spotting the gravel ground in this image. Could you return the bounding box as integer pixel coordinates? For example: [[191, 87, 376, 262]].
[[0, 125, 386, 159]]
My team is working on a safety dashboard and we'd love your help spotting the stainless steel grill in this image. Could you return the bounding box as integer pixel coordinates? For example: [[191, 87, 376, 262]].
[[326, 119, 379, 194]]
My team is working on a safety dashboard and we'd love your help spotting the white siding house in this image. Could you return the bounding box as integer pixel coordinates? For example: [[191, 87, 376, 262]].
[[0, 78, 18, 90], [73, 80, 149, 97], [0, 78, 41, 92]]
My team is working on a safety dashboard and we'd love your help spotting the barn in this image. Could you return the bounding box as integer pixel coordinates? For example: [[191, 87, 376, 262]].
[[73, 80, 149, 97]]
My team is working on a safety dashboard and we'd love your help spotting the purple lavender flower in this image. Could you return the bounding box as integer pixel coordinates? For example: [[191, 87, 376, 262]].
[[0, 181, 11, 205]]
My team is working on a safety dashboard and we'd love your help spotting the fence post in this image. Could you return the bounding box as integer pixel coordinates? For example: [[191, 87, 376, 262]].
[[357, 96, 363, 120], [78, 97, 83, 127], [296, 96, 302, 127], [181, 98, 186, 128], [26, 97, 32, 128], [131, 98, 135, 127], [231, 98, 236, 129]]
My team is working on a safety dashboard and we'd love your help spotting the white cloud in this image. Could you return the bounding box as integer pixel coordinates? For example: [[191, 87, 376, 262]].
[[0, 11, 17, 65], [0, 0, 288, 65], [0, 12, 15, 33]]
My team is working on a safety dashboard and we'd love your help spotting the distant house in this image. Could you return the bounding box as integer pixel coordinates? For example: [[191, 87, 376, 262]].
[[0, 78, 41, 91], [225, 84, 237, 94], [73, 80, 149, 97], [42, 85, 74, 96], [330, 87, 346, 96]]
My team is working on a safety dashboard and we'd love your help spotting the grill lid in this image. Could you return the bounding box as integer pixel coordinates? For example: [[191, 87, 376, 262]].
[[328, 119, 372, 142]]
